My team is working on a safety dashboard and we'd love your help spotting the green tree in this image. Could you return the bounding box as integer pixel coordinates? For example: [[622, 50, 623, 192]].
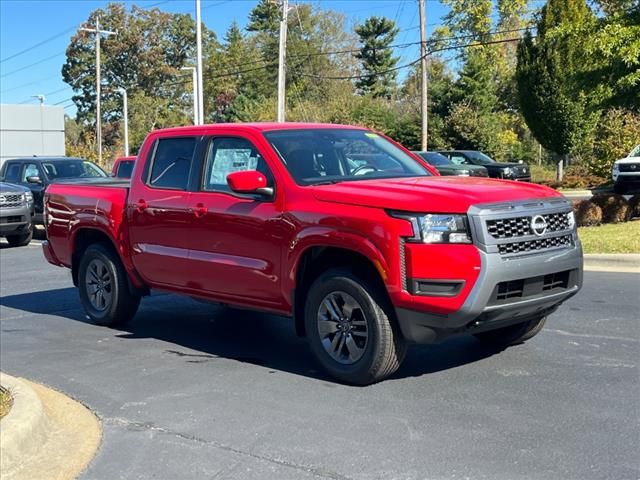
[[354, 16, 399, 98], [516, 0, 599, 177]]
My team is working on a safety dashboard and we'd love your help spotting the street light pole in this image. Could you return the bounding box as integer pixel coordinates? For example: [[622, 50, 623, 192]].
[[419, 0, 428, 151], [277, 0, 288, 122], [195, 0, 205, 125], [181, 66, 198, 125], [31, 95, 45, 154], [118, 88, 129, 157], [81, 17, 116, 164]]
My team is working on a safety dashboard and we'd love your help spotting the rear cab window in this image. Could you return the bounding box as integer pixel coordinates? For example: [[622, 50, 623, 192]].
[[146, 137, 197, 190]]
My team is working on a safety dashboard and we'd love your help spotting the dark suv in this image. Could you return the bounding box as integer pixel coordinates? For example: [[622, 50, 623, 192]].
[[439, 150, 531, 182], [0, 157, 107, 224]]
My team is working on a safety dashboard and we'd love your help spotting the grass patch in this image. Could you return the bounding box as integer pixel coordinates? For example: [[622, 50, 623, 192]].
[[0, 387, 12, 419], [578, 221, 640, 253]]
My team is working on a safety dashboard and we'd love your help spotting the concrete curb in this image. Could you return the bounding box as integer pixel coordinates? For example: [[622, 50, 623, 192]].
[[0, 373, 50, 477], [584, 254, 640, 273], [0, 373, 102, 480]]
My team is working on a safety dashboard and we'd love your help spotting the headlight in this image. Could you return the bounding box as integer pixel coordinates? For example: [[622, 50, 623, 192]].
[[24, 191, 33, 205], [502, 167, 514, 178], [612, 163, 619, 172], [457, 170, 470, 176], [471, 169, 488, 177], [390, 213, 471, 244]]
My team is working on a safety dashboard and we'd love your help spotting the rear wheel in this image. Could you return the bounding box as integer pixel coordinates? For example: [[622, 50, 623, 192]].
[[304, 269, 406, 385], [6, 227, 33, 247], [474, 315, 547, 346], [78, 243, 140, 327]]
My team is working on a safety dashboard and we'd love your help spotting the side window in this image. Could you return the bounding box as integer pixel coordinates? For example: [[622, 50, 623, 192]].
[[450, 155, 469, 165], [3, 163, 22, 182], [148, 137, 196, 190], [202, 137, 272, 192], [22, 163, 40, 181]]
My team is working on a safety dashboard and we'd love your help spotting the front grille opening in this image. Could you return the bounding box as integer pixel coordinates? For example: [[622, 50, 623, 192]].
[[0, 215, 24, 224], [496, 280, 525, 300], [543, 271, 570, 291], [489, 269, 577, 306], [487, 212, 572, 240], [498, 234, 573, 255]]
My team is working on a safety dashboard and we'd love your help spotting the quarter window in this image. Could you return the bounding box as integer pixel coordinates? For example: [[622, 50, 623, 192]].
[[202, 137, 272, 192], [3, 163, 21, 182], [148, 137, 196, 190]]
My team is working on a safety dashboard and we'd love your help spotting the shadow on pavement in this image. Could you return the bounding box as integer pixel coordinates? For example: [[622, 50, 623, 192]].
[[0, 286, 503, 384]]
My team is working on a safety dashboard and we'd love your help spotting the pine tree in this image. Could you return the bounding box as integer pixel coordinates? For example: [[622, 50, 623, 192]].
[[354, 16, 399, 98]]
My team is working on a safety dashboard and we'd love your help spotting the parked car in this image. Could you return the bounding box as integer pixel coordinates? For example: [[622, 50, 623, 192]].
[[42, 123, 583, 385], [111, 156, 136, 179], [413, 151, 488, 177], [0, 157, 107, 225], [612, 145, 640, 194], [439, 150, 531, 182], [0, 182, 34, 246]]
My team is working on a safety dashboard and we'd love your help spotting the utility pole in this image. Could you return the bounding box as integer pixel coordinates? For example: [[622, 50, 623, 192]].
[[81, 18, 116, 164], [418, 0, 428, 151], [195, 0, 204, 125], [181, 66, 198, 125], [32, 95, 45, 154], [277, 0, 288, 122], [118, 88, 129, 156]]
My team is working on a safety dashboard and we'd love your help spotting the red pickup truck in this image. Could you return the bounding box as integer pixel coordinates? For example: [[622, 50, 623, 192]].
[[43, 123, 583, 384]]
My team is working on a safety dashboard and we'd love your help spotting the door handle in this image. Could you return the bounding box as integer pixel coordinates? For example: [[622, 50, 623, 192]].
[[135, 199, 148, 213], [190, 203, 208, 218]]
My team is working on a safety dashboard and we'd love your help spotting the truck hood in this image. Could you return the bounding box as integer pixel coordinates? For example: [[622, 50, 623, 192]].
[[0, 182, 30, 193], [310, 176, 562, 213], [615, 156, 640, 164]]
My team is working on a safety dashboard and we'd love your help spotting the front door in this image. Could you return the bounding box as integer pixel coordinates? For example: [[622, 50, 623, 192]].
[[128, 136, 199, 289], [187, 136, 286, 310]]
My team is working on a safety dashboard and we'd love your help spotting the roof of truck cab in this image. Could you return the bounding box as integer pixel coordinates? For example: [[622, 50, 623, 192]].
[[151, 122, 369, 135]]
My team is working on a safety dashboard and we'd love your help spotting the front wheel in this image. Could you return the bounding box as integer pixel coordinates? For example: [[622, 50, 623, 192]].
[[6, 228, 33, 247], [474, 315, 547, 346], [304, 269, 406, 385], [78, 243, 140, 327]]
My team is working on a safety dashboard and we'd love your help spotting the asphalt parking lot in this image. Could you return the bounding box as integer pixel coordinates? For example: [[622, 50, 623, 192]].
[[1, 241, 638, 480]]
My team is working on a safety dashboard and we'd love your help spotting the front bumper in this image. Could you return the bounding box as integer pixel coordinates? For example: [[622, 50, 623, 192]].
[[394, 197, 583, 343], [396, 245, 582, 343], [0, 204, 32, 236]]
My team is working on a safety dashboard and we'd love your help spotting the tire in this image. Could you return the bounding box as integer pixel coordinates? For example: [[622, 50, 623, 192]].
[[613, 182, 627, 194], [304, 269, 407, 385], [6, 228, 33, 247], [474, 315, 547, 347], [78, 243, 140, 327]]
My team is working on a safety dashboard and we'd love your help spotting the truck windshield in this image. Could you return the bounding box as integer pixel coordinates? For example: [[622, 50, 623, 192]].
[[42, 160, 107, 179], [264, 128, 430, 185], [466, 152, 496, 165]]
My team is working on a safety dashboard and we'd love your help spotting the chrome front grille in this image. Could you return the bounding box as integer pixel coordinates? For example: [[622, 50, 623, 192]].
[[0, 193, 24, 208], [486, 212, 571, 239], [498, 234, 573, 255], [468, 198, 576, 257]]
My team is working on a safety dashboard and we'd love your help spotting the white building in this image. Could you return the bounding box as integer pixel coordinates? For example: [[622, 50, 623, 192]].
[[0, 104, 65, 166]]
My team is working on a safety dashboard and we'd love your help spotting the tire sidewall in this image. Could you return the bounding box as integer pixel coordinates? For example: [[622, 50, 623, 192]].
[[304, 271, 387, 383], [78, 244, 124, 326]]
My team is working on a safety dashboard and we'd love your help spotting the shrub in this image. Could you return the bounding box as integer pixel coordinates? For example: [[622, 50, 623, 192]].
[[591, 194, 630, 223], [590, 108, 640, 177], [573, 200, 603, 226], [628, 195, 640, 220]]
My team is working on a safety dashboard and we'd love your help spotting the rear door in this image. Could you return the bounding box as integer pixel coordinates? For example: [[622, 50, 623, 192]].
[[128, 135, 201, 289]]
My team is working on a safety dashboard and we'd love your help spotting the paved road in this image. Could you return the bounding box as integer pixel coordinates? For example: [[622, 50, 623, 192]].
[[1, 241, 638, 480]]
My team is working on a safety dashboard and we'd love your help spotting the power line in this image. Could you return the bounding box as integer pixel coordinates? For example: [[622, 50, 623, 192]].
[[292, 37, 532, 81], [0, 26, 77, 64], [0, 52, 66, 79]]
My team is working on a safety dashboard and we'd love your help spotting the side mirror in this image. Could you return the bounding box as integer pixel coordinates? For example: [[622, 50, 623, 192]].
[[26, 176, 42, 184], [227, 170, 273, 196]]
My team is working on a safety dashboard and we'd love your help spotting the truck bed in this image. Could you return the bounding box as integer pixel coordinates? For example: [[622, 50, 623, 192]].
[[45, 181, 130, 268]]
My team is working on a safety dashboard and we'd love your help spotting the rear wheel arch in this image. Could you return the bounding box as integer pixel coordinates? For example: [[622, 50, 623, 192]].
[[293, 245, 392, 338]]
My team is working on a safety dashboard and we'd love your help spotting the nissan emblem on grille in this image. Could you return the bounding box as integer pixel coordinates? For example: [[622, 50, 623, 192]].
[[531, 215, 548, 236]]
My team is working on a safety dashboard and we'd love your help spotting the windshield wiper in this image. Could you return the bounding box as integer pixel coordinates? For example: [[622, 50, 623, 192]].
[[308, 179, 343, 186]]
